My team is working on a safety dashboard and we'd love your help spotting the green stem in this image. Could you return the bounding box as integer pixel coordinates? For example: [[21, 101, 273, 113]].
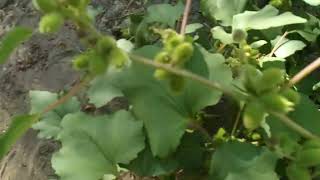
[[231, 103, 244, 137], [269, 111, 320, 140], [129, 53, 320, 140], [40, 76, 92, 116], [129, 53, 236, 98]]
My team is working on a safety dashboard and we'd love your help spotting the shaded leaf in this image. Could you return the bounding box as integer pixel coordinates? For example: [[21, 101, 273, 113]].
[[145, 2, 184, 27], [209, 141, 279, 180], [127, 147, 178, 177]]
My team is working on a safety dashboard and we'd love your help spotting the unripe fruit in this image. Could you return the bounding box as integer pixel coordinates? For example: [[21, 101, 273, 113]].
[[270, 0, 283, 7], [171, 42, 194, 65], [281, 88, 300, 105], [32, 0, 58, 13], [73, 54, 89, 70], [251, 133, 261, 140], [96, 36, 116, 56], [232, 29, 248, 43], [256, 68, 285, 93], [39, 13, 64, 34], [155, 52, 171, 63], [89, 56, 108, 75], [242, 44, 252, 52], [243, 65, 263, 94], [243, 101, 266, 130], [154, 69, 170, 80], [260, 93, 294, 113], [296, 149, 320, 167], [286, 164, 311, 180], [165, 35, 184, 52]]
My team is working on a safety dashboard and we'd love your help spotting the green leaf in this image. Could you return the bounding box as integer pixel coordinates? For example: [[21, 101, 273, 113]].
[[267, 95, 320, 157], [186, 23, 204, 34], [117, 39, 134, 52], [88, 45, 232, 157], [274, 40, 306, 58], [290, 14, 320, 42], [145, 2, 184, 27], [0, 114, 39, 159], [175, 132, 206, 174], [250, 40, 268, 49], [52, 111, 145, 180], [201, 0, 248, 26], [303, 0, 320, 6], [127, 131, 206, 177], [88, 80, 124, 108], [211, 26, 234, 44], [0, 27, 32, 64], [233, 5, 307, 31], [209, 141, 279, 180], [30, 91, 80, 139], [127, 147, 178, 177], [29, 90, 58, 114], [286, 163, 311, 180]]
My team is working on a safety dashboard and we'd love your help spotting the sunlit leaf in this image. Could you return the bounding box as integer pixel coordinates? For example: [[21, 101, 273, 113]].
[[0, 27, 32, 64], [201, 0, 248, 26], [52, 111, 145, 180], [233, 5, 307, 31], [0, 114, 39, 159]]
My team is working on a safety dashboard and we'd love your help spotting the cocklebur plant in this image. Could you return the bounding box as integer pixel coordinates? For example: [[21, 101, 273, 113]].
[[0, 0, 320, 179]]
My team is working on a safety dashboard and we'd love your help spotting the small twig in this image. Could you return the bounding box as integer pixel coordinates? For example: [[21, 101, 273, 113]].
[[180, 0, 192, 35], [268, 31, 288, 57], [217, 44, 226, 53], [288, 57, 320, 87], [231, 104, 244, 137], [40, 76, 91, 115], [269, 111, 320, 140]]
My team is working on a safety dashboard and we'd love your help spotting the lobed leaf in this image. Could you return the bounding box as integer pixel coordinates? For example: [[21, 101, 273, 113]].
[[88, 45, 232, 158], [233, 5, 307, 31], [30, 90, 80, 139], [52, 111, 145, 180]]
